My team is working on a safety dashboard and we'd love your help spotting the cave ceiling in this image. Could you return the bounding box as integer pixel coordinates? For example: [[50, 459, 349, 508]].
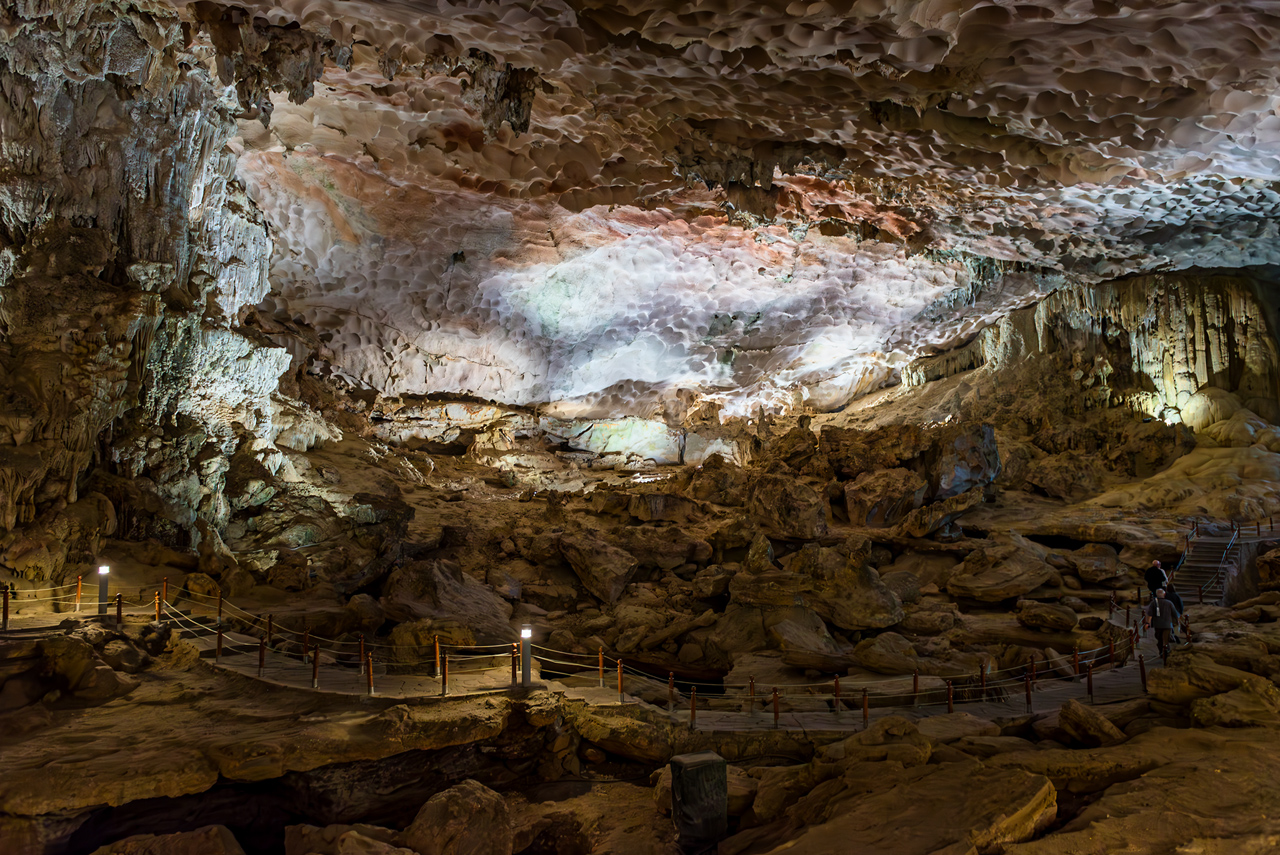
[[175, 0, 1280, 418]]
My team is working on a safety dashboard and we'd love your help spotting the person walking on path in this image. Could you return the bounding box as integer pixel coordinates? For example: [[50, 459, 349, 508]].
[[1144, 588, 1180, 658], [1144, 560, 1168, 595]]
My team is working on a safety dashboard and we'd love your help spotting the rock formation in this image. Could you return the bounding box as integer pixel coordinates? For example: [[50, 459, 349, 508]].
[[4, 1, 1280, 853]]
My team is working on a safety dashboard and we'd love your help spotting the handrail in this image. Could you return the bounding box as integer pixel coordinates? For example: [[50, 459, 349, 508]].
[[1200, 529, 1239, 606]]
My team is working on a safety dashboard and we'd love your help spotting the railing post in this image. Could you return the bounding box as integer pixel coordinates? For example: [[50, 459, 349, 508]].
[[266, 614, 274, 648], [617, 659, 623, 704], [216, 626, 223, 662], [359, 635, 366, 675], [116, 593, 122, 628], [433, 635, 440, 678], [1125, 604, 1130, 624], [258, 636, 266, 677], [302, 626, 309, 657], [690, 686, 697, 731], [367, 653, 375, 696], [75, 575, 82, 613], [511, 643, 518, 686], [312, 643, 319, 689], [2, 585, 8, 631], [153, 591, 159, 623], [862, 688, 869, 729], [1072, 645, 1080, 675], [912, 668, 919, 706], [748, 676, 756, 714], [1028, 656, 1036, 685], [216, 589, 223, 626], [946, 680, 954, 713], [980, 667, 987, 700], [161, 576, 167, 607], [772, 688, 780, 728], [1024, 673, 1032, 713], [668, 673, 675, 713], [1139, 654, 1147, 693], [834, 675, 841, 717], [442, 654, 449, 696], [598, 647, 604, 688], [1087, 662, 1094, 703], [1198, 585, 1204, 605]]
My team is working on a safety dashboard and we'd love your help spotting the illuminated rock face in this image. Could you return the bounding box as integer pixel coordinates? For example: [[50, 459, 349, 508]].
[[162, 0, 1280, 418]]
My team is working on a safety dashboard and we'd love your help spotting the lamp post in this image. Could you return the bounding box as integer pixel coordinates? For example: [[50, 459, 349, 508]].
[[97, 566, 110, 616], [520, 624, 532, 687]]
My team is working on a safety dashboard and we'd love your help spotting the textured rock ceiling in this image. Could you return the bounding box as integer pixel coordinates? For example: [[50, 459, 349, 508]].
[[177, 0, 1280, 416]]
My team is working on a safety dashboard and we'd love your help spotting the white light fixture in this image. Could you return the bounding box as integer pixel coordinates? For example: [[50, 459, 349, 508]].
[[521, 626, 532, 639], [98, 565, 110, 575]]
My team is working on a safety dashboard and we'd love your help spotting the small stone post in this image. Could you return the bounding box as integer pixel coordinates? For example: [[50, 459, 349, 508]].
[[669, 752, 728, 850]]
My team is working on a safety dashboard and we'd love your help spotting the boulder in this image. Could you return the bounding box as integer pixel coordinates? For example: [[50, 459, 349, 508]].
[[700, 606, 769, 668], [182, 572, 221, 601], [844, 468, 927, 527], [285, 824, 404, 855], [74, 665, 138, 703], [1190, 681, 1280, 727], [744, 760, 1054, 854], [39, 636, 97, 691], [764, 606, 850, 669], [1023, 452, 1105, 501], [559, 532, 638, 603], [1057, 699, 1126, 747], [851, 632, 986, 678], [627, 492, 697, 523], [914, 712, 1001, 744], [380, 560, 514, 643], [821, 716, 932, 767], [730, 540, 902, 631], [220, 565, 256, 598], [99, 640, 149, 674], [89, 825, 245, 854], [1258, 547, 1280, 592], [892, 487, 984, 538], [881, 570, 921, 605], [1069, 543, 1123, 583], [746, 474, 827, 540], [344, 594, 385, 634], [947, 539, 1054, 602], [1016, 601, 1078, 632], [1148, 653, 1263, 705], [401, 780, 512, 855], [683, 455, 750, 506], [898, 604, 957, 635]]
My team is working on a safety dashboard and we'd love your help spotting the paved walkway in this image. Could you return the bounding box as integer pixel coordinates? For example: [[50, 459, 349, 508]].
[[2, 603, 1166, 732]]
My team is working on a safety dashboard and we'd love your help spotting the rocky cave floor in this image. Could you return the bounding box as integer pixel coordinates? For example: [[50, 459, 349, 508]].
[[6, 361, 1280, 855]]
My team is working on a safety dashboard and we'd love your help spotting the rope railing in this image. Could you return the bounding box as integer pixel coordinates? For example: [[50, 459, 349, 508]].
[[5, 578, 1154, 724]]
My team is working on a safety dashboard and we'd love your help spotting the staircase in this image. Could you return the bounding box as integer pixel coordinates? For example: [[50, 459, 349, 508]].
[[163, 606, 258, 659], [1172, 534, 1239, 606]]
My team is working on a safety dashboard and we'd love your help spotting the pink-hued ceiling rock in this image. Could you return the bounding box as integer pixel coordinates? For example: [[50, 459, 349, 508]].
[[176, 0, 1280, 414]]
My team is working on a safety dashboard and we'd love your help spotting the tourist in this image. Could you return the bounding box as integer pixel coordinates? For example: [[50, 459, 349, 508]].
[[1144, 560, 1167, 595], [1144, 588, 1179, 658]]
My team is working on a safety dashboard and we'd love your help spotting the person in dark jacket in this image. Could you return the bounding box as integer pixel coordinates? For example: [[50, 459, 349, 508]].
[[1144, 588, 1180, 658], [1144, 560, 1168, 595]]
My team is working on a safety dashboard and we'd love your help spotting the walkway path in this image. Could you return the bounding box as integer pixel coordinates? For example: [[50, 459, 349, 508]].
[[1, 602, 1163, 734]]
